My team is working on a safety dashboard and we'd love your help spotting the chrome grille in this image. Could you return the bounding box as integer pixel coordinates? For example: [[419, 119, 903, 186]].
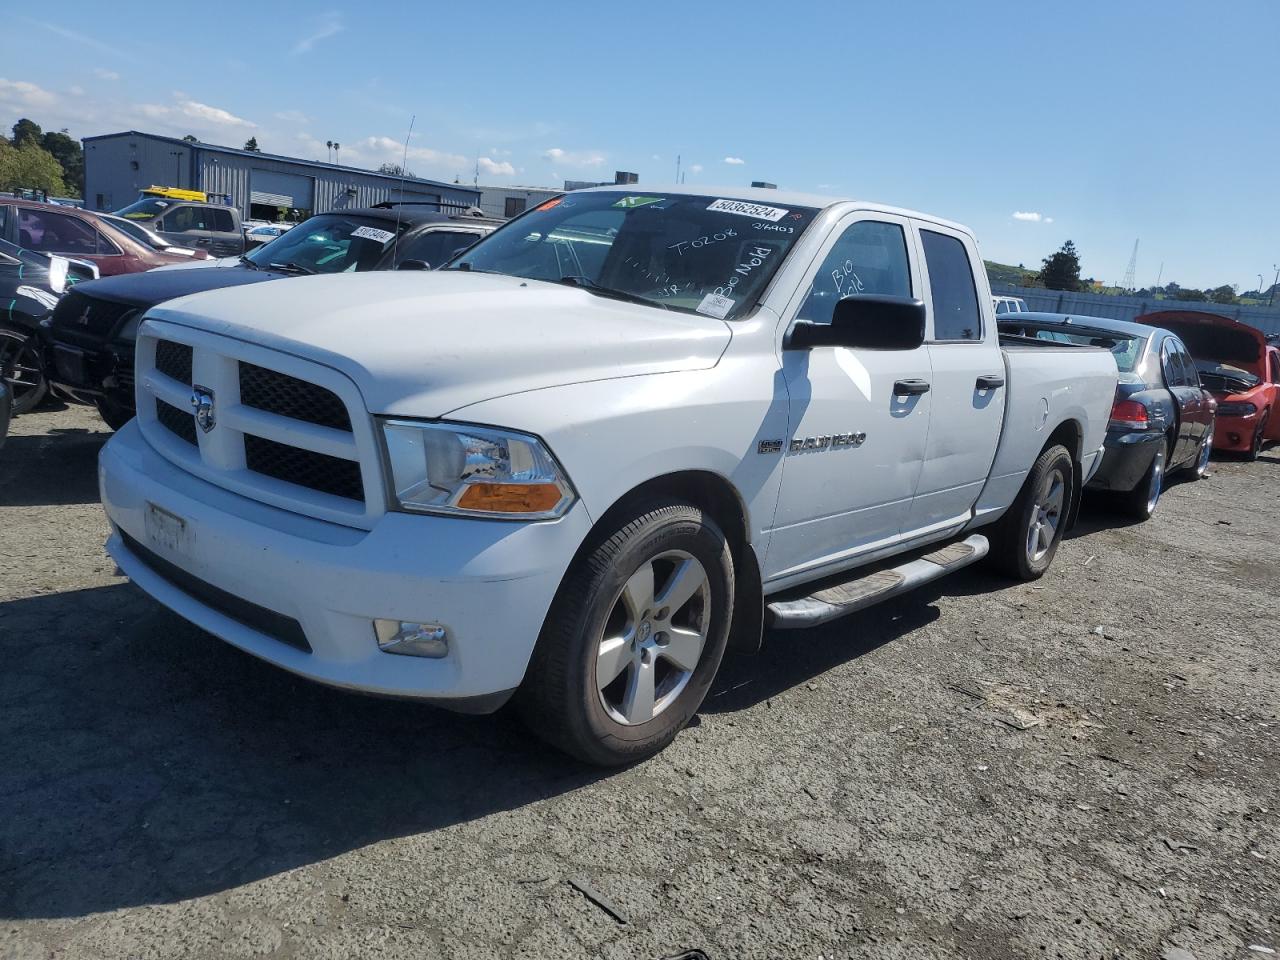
[[135, 321, 382, 528]]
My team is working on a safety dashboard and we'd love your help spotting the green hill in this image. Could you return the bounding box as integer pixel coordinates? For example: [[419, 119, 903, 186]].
[[985, 260, 1038, 289]]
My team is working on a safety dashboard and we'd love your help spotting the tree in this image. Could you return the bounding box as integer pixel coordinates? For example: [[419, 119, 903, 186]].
[[1039, 240, 1082, 291], [1173, 287, 1208, 302], [0, 140, 68, 195], [377, 162, 415, 178], [182, 134, 198, 143], [11, 118, 42, 147], [243, 136, 260, 152], [1209, 284, 1237, 304], [40, 129, 83, 197]]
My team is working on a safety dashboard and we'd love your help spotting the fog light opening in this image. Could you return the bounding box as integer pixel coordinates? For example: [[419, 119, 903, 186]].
[[374, 620, 449, 658]]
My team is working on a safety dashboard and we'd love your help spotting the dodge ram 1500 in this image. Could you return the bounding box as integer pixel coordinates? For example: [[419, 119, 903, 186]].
[[98, 186, 1118, 764]]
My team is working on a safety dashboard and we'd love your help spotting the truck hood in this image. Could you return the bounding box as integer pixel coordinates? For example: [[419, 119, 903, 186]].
[[148, 271, 733, 416]]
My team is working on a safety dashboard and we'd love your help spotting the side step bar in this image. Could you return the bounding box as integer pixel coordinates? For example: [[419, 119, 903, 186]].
[[766, 534, 989, 629]]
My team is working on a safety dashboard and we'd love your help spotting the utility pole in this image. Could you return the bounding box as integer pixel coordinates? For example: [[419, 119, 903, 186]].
[[1155, 262, 1164, 291], [675, 154, 681, 184], [1270, 264, 1279, 307], [1259, 273, 1266, 296]]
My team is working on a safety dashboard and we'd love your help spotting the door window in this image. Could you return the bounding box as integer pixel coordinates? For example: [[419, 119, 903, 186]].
[[163, 207, 209, 232], [1161, 341, 1185, 387], [796, 220, 911, 323], [921, 230, 982, 341], [395, 230, 482, 268], [211, 209, 235, 232], [1176, 346, 1199, 387], [96, 230, 122, 255], [16, 208, 99, 254]]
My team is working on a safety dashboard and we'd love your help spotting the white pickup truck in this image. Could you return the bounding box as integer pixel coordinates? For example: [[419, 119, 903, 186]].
[[99, 186, 1117, 764]]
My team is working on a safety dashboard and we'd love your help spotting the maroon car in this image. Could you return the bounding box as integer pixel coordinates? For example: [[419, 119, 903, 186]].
[[1, 198, 207, 276]]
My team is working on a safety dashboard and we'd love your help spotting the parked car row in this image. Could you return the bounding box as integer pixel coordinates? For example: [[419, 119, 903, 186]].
[[7, 184, 1277, 767]]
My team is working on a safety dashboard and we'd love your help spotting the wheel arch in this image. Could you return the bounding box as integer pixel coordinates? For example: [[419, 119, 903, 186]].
[[1042, 417, 1086, 530], [574, 470, 765, 657]]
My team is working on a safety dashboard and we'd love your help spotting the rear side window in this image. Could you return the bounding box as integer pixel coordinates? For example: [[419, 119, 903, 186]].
[[164, 207, 208, 232], [922, 230, 981, 341], [211, 209, 235, 232], [796, 220, 911, 323], [17, 208, 98, 254], [1161, 341, 1185, 387], [96, 230, 122, 255], [1176, 346, 1199, 387], [395, 230, 481, 268]]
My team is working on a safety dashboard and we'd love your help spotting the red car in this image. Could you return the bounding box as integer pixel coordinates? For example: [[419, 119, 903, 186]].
[[1, 198, 207, 276], [1137, 310, 1280, 459]]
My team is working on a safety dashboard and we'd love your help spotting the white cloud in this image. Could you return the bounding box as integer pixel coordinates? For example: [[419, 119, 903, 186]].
[[355, 135, 469, 177], [689, 163, 703, 174], [723, 156, 745, 165], [275, 109, 310, 125], [1012, 211, 1048, 222], [28, 20, 122, 58], [292, 11, 344, 54], [0, 78, 57, 109], [93, 68, 120, 81], [1045, 217, 1055, 224], [477, 157, 515, 176], [542, 146, 605, 167], [140, 97, 255, 129], [68, 84, 85, 96]]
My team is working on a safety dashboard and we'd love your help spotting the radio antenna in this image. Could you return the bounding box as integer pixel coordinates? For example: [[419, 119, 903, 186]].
[[390, 114, 415, 267]]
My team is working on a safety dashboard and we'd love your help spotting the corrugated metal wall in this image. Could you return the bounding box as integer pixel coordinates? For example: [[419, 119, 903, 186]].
[[477, 185, 560, 218], [992, 284, 1280, 337], [84, 133, 480, 217]]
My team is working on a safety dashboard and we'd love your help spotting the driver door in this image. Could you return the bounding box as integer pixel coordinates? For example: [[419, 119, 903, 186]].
[[764, 214, 932, 585]]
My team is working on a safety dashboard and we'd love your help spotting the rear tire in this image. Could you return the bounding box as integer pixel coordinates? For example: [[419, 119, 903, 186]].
[[0, 326, 48, 415], [516, 502, 734, 766], [989, 444, 1073, 581], [1118, 440, 1167, 520]]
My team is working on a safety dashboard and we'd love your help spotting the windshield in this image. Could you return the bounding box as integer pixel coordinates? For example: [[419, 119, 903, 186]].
[[448, 191, 819, 319], [103, 215, 169, 249], [1028, 327, 1146, 372], [244, 214, 407, 273], [114, 197, 171, 221]]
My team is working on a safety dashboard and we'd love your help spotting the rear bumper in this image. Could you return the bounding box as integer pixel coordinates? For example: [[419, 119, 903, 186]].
[[1087, 430, 1163, 492], [99, 420, 592, 707]]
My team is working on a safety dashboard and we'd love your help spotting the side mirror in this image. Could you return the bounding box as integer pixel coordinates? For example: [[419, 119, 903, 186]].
[[786, 295, 927, 351], [397, 259, 431, 271]]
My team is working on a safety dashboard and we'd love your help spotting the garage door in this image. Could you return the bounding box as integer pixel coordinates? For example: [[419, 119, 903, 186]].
[[249, 170, 315, 208]]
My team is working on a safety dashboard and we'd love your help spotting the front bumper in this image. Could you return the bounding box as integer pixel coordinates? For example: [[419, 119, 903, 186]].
[[1087, 429, 1164, 493], [45, 336, 135, 409], [1213, 413, 1260, 453], [99, 421, 592, 707]]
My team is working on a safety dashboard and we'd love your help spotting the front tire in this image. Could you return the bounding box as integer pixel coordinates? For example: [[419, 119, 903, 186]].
[[1245, 412, 1269, 461], [989, 444, 1073, 581], [517, 502, 734, 766], [0, 326, 48, 415], [94, 396, 135, 431]]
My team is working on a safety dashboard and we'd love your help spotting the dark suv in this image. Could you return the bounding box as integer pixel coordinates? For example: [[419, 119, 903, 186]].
[[46, 205, 500, 428]]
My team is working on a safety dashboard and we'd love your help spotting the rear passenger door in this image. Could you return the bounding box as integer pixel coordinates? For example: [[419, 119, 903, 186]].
[[1160, 337, 1197, 464], [208, 207, 243, 257], [904, 225, 1005, 537], [156, 205, 212, 252]]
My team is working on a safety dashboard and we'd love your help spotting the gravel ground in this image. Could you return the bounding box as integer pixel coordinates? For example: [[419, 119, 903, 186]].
[[2, 404, 1277, 960]]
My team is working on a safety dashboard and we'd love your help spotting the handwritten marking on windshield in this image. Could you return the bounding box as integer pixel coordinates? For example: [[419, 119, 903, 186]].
[[713, 244, 775, 298], [668, 227, 737, 256]]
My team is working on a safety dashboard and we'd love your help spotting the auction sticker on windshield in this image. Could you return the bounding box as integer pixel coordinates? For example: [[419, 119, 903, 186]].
[[706, 199, 789, 222], [351, 225, 396, 243], [696, 293, 735, 319]]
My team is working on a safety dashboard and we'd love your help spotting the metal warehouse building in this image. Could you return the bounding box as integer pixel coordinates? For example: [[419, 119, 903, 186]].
[[82, 131, 481, 219]]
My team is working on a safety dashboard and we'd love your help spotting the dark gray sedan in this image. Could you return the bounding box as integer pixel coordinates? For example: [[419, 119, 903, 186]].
[[999, 313, 1215, 519]]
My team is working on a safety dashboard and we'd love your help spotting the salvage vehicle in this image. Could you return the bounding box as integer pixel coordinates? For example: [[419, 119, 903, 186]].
[[113, 196, 246, 258], [993, 295, 1028, 315], [3, 199, 203, 276], [0, 238, 96, 414], [999, 313, 1215, 519], [98, 213, 207, 261], [1137, 310, 1280, 460], [47, 206, 498, 429], [0, 378, 10, 450], [98, 187, 1118, 765]]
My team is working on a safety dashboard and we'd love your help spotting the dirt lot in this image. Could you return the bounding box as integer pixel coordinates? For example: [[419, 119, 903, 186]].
[[1, 403, 1277, 960]]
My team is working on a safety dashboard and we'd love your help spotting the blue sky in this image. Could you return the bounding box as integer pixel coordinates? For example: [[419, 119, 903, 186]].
[[3, 0, 1276, 290]]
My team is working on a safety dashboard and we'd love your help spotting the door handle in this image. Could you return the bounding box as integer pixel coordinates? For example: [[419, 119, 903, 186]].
[[976, 374, 1005, 390], [893, 379, 931, 396]]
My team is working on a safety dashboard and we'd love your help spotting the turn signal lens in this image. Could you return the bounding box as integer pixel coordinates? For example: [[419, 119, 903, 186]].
[[1109, 398, 1149, 430], [455, 482, 565, 513]]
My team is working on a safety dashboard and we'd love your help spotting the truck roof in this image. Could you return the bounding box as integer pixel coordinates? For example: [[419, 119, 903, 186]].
[[574, 184, 974, 234]]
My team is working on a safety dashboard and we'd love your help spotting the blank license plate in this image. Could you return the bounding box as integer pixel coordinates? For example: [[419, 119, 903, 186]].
[[144, 502, 189, 556]]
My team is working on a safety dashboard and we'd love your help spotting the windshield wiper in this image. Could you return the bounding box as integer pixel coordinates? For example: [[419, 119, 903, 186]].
[[238, 255, 260, 270], [556, 275, 669, 310], [268, 261, 317, 275]]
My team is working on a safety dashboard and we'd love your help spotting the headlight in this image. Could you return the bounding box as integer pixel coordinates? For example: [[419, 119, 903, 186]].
[[381, 419, 574, 519]]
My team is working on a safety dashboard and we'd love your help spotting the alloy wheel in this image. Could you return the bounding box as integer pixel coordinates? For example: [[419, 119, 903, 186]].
[[1195, 430, 1212, 478], [1026, 469, 1066, 564], [595, 550, 710, 726], [1145, 444, 1166, 515], [0, 330, 45, 413]]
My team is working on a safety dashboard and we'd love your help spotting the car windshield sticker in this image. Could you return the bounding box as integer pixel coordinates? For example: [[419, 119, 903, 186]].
[[706, 199, 789, 222], [351, 225, 396, 244], [613, 196, 664, 209], [696, 292, 735, 319]]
